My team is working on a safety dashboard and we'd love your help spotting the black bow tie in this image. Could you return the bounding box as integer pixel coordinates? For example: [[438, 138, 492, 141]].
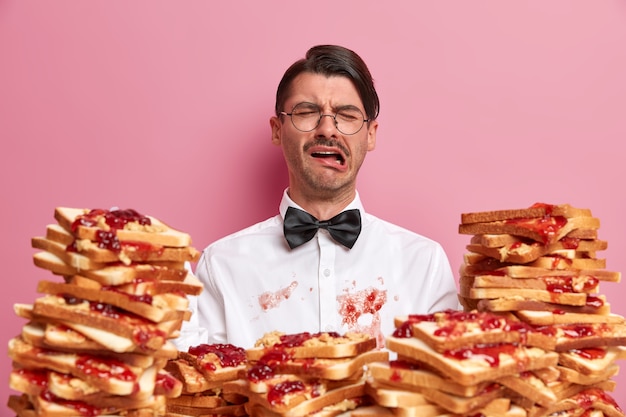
[[283, 206, 362, 249]]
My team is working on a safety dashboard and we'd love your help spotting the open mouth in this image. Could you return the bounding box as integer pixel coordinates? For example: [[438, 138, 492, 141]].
[[311, 151, 345, 165]]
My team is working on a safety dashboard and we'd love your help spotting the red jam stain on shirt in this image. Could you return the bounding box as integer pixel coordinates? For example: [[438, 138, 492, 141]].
[[258, 281, 299, 311], [337, 286, 387, 346]]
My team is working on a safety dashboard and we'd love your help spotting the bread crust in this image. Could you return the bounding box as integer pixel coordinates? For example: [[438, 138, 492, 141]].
[[460, 204, 592, 224]]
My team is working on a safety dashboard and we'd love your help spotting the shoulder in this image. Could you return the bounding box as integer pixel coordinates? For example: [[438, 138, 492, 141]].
[[362, 213, 445, 251], [202, 214, 284, 254]]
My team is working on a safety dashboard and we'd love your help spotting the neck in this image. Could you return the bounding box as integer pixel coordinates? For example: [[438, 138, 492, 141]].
[[287, 188, 356, 220]]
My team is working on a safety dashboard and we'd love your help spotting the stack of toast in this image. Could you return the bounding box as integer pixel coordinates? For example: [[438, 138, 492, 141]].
[[223, 331, 387, 417], [164, 343, 249, 417], [7, 207, 203, 417], [456, 203, 625, 416], [366, 309, 556, 416]]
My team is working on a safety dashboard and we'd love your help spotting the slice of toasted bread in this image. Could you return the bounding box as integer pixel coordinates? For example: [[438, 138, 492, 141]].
[[463, 274, 600, 293], [8, 336, 143, 396], [467, 287, 589, 306], [460, 204, 592, 225], [470, 228, 598, 248], [55, 207, 192, 248], [496, 371, 557, 407], [367, 361, 491, 397], [32, 237, 105, 271], [364, 380, 431, 408], [164, 358, 224, 394], [45, 223, 200, 265], [248, 331, 376, 360], [385, 335, 558, 386], [473, 295, 611, 315], [166, 402, 247, 417], [167, 393, 227, 409], [177, 343, 248, 383], [248, 349, 387, 381], [459, 215, 600, 245], [553, 323, 626, 351], [557, 346, 626, 375], [460, 264, 621, 282], [225, 378, 366, 417], [20, 321, 174, 365], [515, 310, 624, 326], [527, 255, 606, 270], [556, 364, 619, 386], [33, 250, 189, 285], [36, 280, 187, 323], [394, 310, 556, 352], [466, 238, 607, 264], [31, 294, 181, 351]]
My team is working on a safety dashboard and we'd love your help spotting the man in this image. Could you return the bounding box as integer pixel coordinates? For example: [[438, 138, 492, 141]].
[[177, 45, 459, 350]]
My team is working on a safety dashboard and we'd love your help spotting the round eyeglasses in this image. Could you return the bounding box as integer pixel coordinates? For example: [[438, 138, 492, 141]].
[[280, 102, 369, 135]]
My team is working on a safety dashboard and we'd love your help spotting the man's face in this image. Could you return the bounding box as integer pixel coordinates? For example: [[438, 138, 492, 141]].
[[270, 72, 378, 200]]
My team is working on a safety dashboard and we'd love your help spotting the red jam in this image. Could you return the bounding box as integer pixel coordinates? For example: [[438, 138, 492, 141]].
[[586, 296, 604, 308], [75, 356, 136, 382], [16, 368, 48, 388], [40, 390, 106, 417], [277, 332, 339, 348], [72, 208, 151, 232], [59, 296, 168, 348], [443, 343, 517, 367], [70, 208, 152, 253], [247, 364, 275, 382], [258, 348, 293, 365], [571, 347, 607, 360], [156, 372, 179, 392], [504, 215, 567, 244], [559, 324, 596, 338], [267, 380, 307, 405], [574, 388, 621, 411], [389, 359, 422, 370], [392, 321, 413, 338], [187, 344, 246, 370]]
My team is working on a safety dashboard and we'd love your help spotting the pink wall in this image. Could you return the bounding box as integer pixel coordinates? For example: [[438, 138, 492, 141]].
[[2, 0, 626, 405]]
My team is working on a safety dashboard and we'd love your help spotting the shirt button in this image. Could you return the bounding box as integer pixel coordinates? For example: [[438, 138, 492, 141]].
[[323, 269, 331, 277]]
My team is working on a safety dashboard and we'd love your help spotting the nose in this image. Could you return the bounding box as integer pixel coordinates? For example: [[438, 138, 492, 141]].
[[317, 114, 338, 131]]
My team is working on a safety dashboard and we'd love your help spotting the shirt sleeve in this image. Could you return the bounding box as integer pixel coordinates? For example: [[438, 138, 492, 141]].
[[426, 242, 461, 313], [194, 248, 228, 344], [169, 261, 210, 351]]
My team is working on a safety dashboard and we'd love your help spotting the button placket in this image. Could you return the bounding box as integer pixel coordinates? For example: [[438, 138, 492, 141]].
[[317, 230, 337, 332]]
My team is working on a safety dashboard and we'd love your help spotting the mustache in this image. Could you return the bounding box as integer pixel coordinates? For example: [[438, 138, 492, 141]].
[[303, 138, 350, 157]]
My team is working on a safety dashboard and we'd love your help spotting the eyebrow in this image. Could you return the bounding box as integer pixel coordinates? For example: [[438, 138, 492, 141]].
[[295, 102, 364, 113]]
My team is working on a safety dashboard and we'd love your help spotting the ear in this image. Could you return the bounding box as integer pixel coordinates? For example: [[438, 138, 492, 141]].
[[366, 120, 378, 151], [270, 116, 282, 146]]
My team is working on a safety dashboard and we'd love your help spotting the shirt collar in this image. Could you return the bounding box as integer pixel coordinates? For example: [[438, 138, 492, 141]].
[[279, 188, 365, 220]]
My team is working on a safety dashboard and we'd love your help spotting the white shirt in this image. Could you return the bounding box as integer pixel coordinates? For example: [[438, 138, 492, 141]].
[[174, 190, 459, 351]]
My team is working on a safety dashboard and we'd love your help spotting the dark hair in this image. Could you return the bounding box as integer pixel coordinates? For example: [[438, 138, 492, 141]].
[[275, 45, 380, 121]]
